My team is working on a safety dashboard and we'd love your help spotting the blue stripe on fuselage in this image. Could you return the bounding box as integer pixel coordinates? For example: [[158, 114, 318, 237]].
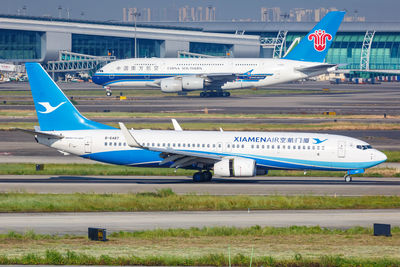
[[81, 149, 383, 171]]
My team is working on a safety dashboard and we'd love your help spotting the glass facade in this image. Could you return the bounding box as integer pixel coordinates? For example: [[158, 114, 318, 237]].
[[72, 34, 162, 59], [190, 42, 233, 57], [285, 32, 400, 70], [0, 29, 42, 60]]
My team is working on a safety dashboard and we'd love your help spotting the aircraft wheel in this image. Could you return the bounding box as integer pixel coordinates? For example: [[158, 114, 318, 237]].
[[200, 92, 205, 97], [222, 92, 230, 97], [193, 172, 204, 182], [106, 91, 112, 96], [203, 171, 213, 181], [344, 175, 352, 182], [205, 92, 211, 97]]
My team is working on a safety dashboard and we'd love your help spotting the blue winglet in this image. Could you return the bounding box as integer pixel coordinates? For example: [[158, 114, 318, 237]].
[[284, 11, 345, 62], [26, 63, 115, 131]]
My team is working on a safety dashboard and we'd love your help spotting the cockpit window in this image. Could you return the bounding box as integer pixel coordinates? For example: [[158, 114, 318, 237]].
[[356, 145, 372, 150]]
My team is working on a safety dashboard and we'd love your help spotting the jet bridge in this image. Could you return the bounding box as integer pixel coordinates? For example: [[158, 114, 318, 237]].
[[44, 51, 116, 79]]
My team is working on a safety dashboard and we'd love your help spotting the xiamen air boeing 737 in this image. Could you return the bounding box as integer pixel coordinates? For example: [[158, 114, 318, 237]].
[[23, 63, 386, 182], [92, 11, 345, 97]]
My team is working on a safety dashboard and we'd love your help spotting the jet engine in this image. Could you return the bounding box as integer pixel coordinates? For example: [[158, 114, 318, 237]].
[[181, 77, 206, 90], [213, 157, 256, 177], [160, 79, 182, 93]]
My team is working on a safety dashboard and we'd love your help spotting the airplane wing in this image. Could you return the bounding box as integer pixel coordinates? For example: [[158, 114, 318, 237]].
[[119, 122, 222, 168], [295, 64, 337, 76], [151, 73, 237, 89]]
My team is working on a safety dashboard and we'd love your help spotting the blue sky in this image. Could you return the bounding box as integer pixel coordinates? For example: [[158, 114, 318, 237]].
[[1, 0, 397, 22]]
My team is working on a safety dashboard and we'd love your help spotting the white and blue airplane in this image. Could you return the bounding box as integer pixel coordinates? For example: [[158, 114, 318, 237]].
[[23, 62, 386, 182], [92, 11, 345, 97]]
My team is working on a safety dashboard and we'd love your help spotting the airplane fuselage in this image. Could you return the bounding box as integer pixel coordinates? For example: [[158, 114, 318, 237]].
[[92, 58, 324, 90], [37, 129, 386, 172]]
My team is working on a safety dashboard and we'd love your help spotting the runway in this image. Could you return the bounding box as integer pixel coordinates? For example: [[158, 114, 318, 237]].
[[0, 175, 399, 196], [0, 209, 399, 234]]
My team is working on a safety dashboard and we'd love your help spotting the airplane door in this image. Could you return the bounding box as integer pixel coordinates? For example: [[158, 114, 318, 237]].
[[84, 137, 92, 153], [337, 141, 345, 158]]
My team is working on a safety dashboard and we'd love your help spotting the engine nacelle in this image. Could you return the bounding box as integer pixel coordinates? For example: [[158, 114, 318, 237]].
[[181, 77, 205, 90], [160, 79, 182, 93], [213, 157, 256, 177]]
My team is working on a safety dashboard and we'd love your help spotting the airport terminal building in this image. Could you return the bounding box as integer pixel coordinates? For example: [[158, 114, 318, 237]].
[[1, 14, 400, 75]]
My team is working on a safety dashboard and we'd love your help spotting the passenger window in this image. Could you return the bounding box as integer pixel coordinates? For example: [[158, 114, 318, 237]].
[[251, 145, 254, 149], [182, 144, 185, 147], [277, 145, 280, 149], [207, 144, 210, 148], [147, 143, 150, 147], [124, 66, 128, 71], [187, 144, 190, 147], [104, 142, 107, 146], [131, 66, 136, 71], [109, 142, 112, 146], [202, 144, 205, 148], [177, 143, 181, 147], [114, 142, 117, 146], [124, 142, 126, 146], [282, 145, 285, 149], [173, 143, 175, 147], [288, 145, 290, 149], [157, 143, 160, 147], [119, 142, 121, 146], [256, 145, 259, 149], [241, 144, 244, 148], [213, 144, 216, 148], [152, 143, 155, 146], [308, 146, 311, 150]]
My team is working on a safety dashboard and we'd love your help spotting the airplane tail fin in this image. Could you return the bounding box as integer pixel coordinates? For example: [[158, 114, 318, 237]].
[[26, 63, 115, 131], [283, 11, 345, 63]]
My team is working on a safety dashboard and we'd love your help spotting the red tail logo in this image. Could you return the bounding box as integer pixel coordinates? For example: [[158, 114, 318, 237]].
[[308, 29, 332, 52]]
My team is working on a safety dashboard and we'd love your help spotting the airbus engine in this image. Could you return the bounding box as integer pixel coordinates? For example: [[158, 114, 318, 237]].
[[160, 79, 182, 93], [213, 157, 256, 177], [181, 77, 206, 90]]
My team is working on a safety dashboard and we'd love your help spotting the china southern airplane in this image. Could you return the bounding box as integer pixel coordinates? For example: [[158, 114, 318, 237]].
[[92, 11, 345, 97], [22, 62, 386, 182]]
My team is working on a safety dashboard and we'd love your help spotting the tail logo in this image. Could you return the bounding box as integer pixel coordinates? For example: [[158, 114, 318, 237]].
[[308, 30, 332, 52], [38, 102, 66, 114]]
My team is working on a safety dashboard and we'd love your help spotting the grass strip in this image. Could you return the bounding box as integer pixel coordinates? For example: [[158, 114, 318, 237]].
[[0, 163, 398, 176], [1, 251, 399, 266], [2, 109, 398, 120], [3, 121, 400, 131], [1, 227, 400, 265], [1, 192, 400, 212], [2, 226, 400, 240]]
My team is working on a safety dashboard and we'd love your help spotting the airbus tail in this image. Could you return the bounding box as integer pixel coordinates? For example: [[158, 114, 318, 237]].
[[26, 63, 115, 131], [284, 11, 345, 63]]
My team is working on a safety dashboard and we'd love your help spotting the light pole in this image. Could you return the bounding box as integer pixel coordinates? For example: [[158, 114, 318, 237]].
[[132, 11, 141, 58]]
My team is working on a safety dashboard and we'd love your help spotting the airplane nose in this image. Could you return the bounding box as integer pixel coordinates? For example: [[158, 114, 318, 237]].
[[376, 150, 387, 162]]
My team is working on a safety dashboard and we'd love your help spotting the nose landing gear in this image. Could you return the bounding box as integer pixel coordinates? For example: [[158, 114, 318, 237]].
[[105, 87, 112, 96], [344, 175, 352, 182]]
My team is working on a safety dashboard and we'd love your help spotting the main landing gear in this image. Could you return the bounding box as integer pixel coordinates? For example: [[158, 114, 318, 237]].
[[105, 87, 112, 96], [344, 174, 352, 183], [199, 91, 230, 98], [193, 171, 213, 182]]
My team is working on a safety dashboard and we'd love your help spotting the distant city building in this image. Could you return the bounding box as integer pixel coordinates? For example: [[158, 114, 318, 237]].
[[123, 6, 215, 22], [260, 7, 364, 22]]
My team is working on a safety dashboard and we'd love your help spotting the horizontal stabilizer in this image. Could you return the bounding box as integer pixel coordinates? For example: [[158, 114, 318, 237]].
[[16, 128, 64, 139]]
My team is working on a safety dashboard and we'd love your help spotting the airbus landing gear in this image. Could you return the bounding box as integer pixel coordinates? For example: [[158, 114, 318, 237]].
[[199, 91, 230, 98], [344, 175, 352, 183], [192, 171, 213, 182], [105, 87, 112, 96]]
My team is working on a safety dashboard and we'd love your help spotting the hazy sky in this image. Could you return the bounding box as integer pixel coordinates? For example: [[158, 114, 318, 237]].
[[1, 0, 398, 22]]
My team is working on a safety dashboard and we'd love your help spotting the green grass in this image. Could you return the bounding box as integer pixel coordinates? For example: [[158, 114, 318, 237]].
[[3, 121, 400, 131], [1, 109, 395, 119], [1, 192, 400, 212], [0, 163, 398, 176], [0, 250, 399, 266], [1, 227, 400, 266]]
